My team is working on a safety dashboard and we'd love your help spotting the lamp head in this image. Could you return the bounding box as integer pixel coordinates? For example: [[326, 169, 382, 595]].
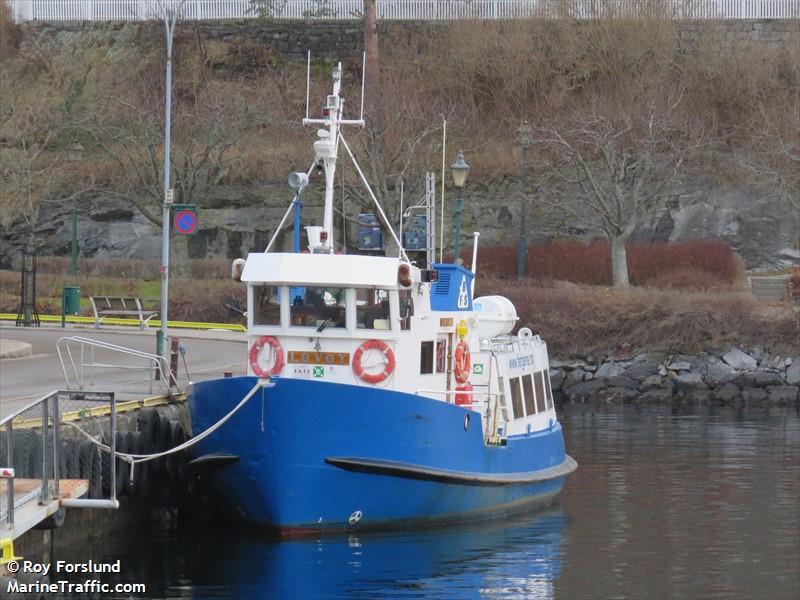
[[450, 150, 470, 189]]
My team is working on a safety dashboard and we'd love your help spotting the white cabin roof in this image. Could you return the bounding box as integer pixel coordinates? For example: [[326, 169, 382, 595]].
[[241, 252, 404, 287]]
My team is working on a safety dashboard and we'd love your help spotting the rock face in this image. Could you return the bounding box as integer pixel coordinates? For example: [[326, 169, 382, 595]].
[[552, 346, 798, 406]]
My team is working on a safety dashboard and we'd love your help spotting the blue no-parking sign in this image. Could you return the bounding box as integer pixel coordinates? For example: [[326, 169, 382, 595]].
[[172, 205, 198, 235]]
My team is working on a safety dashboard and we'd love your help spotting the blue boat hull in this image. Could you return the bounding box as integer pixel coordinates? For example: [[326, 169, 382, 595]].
[[188, 376, 573, 532]]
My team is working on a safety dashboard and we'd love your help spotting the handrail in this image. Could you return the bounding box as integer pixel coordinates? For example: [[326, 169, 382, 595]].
[[1, 389, 121, 529], [0, 389, 60, 428], [56, 336, 179, 394]]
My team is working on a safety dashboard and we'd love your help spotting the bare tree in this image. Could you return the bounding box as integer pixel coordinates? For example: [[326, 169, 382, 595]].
[[534, 89, 706, 287], [0, 97, 89, 250], [743, 108, 800, 212], [88, 87, 242, 269]]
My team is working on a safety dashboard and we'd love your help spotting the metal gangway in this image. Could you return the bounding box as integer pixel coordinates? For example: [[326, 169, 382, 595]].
[[1, 337, 180, 546]]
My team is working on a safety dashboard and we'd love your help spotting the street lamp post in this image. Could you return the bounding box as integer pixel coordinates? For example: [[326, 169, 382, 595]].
[[158, 1, 187, 368], [450, 150, 470, 262], [516, 120, 533, 280], [67, 141, 84, 278]]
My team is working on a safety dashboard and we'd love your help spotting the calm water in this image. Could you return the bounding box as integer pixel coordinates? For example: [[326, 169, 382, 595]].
[[56, 404, 800, 599]]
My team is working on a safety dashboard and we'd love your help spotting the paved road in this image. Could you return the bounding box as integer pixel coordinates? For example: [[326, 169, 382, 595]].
[[0, 326, 247, 418]]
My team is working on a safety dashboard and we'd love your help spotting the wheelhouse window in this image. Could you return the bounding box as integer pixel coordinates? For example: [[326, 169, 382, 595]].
[[356, 288, 390, 330], [290, 286, 346, 329], [533, 371, 547, 413], [510, 377, 524, 420], [523, 373, 536, 416], [544, 370, 554, 410], [253, 285, 281, 326]]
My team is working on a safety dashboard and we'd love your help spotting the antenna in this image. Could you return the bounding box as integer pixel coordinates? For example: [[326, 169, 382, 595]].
[[359, 51, 366, 122], [305, 51, 311, 121]]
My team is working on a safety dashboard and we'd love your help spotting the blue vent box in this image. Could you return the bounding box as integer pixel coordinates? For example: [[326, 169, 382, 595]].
[[357, 213, 383, 251], [403, 215, 427, 251], [430, 263, 474, 311]]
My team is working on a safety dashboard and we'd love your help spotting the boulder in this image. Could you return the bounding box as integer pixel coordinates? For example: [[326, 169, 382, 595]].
[[733, 371, 785, 388], [639, 375, 665, 392], [741, 387, 768, 403], [759, 355, 785, 371], [639, 387, 673, 403], [786, 359, 800, 386], [667, 361, 693, 372], [714, 382, 740, 404], [600, 387, 640, 402], [674, 372, 709, 393], [605, 376, 638, 389], [722, 347, 758, 371], [624, 361, 659, 380], [595, 362, 625, 379], [704, 362, 739, 386], [562, 368, 585, 391], [564, 379, 607, 402], [767, 386, 799, 405]]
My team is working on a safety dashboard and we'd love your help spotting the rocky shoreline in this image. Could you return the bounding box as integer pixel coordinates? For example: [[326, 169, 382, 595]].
[[550, 346, 799, 406]]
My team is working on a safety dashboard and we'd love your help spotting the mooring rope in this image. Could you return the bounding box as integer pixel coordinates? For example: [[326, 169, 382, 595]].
[[63, 379, 273, 481]]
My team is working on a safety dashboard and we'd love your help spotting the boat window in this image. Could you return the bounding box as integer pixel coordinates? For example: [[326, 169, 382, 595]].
[[523, 373, 536, 415], [435, 337, 448, 373], [420, 341, 434, 374], [290, 286, 346, 329], [253, 285, 281, 326], [399, 290, 413, 331], [534, 371, 547, 413], [544, 370, 554, 410], [356, 288, 391, 330], [510, 377, 524, 419]]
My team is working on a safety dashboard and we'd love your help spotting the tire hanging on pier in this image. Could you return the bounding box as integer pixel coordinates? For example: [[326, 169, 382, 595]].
[[249, 336, 285, 378], [352, 340, 396, 385]]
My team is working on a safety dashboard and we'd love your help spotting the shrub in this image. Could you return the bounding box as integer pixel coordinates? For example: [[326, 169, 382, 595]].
[[469, 239, 742, 289], [475, 275, 795, 359]]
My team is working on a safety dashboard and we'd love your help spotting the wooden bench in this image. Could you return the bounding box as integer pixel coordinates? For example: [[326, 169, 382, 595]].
[[89, 296, 158, 329]]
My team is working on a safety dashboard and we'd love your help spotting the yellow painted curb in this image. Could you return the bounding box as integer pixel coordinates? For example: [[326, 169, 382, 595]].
[[0, 313, 245, 332]]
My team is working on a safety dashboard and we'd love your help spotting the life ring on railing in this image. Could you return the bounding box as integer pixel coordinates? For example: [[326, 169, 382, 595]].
[[249, 336, 284, 377], [454, 340, 471, 384], [352, 340, 396, 385]]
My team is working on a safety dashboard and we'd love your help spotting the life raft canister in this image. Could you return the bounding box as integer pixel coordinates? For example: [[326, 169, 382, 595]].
[[454, 339, 471, 385], [249, 336, 285, 377], [352, 339, 396, 385]]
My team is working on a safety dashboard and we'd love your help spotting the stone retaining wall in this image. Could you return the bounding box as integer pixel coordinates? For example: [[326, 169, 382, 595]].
[[23, 19, 800, 61], [551, 345, 799, 405]]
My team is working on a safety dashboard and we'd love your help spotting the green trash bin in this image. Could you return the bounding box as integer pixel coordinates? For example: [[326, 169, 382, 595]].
[[62, 286, 80, 327]]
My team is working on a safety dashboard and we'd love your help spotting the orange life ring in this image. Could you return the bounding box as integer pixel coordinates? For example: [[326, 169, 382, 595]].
[[454, 340, 471, 384], [352, 339, 396, 385], [249, 336, 284, 377]]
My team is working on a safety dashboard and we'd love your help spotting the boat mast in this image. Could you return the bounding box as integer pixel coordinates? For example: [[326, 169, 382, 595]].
[[304, 62, 364, 253]]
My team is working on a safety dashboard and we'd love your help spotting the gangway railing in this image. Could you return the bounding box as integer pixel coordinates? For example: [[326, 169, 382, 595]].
[[56, 336, 179, 395], [1, 390, 120, 538]]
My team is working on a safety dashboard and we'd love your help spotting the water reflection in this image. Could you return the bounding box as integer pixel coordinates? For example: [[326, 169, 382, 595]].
[[556, 404, 800, 600], [51, 404, 799, 600]]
